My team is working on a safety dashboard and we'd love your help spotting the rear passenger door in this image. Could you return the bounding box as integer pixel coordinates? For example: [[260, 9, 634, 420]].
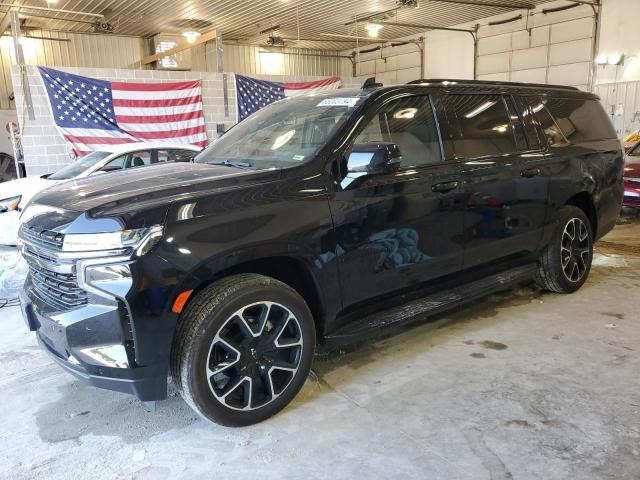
[[329, 94, 465, 310], [438, 93, 549, 268]]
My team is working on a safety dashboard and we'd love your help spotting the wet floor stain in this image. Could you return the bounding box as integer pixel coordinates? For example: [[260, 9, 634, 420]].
[[505, 420, 533, 428], [470, 353, 486, 359], [480, 340, 508, 350]]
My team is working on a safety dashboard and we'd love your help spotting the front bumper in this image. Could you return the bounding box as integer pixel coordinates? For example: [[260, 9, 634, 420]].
[[20, 258, 169, 402]]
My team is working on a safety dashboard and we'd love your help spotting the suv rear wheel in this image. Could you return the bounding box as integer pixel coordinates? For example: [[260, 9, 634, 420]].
[[171, 273, 315, 426], [535, 206, 593, 293]]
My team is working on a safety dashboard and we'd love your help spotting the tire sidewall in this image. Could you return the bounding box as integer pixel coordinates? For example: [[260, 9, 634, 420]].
[[183, 279, 315, 426]]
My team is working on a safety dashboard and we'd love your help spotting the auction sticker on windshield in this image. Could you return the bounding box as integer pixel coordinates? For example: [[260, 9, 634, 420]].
[[317, 98, 360, 107]]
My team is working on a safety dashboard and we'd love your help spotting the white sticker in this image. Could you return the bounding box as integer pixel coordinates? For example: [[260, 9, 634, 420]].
[[317, 97, 360, 107]]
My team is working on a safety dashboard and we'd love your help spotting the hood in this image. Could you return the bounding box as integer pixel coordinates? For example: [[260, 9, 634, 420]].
[[0, 175, 56, 204], [24, 162, 280, 232]]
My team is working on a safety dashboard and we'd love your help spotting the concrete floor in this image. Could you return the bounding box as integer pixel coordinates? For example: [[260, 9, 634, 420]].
[[1, 218, 639, 480]]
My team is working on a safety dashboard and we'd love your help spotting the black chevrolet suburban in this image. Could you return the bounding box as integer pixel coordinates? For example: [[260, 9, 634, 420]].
[[19, 80, 623, 426]]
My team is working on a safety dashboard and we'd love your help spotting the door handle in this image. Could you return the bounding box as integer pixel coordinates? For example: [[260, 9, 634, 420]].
[[521, 167, 541, 178], [431, 181, 459, 193]]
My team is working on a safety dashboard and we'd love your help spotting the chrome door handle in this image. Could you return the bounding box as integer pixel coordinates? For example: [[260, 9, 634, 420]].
[[431, 181, 459, 193], [521, 167, 541, 178]]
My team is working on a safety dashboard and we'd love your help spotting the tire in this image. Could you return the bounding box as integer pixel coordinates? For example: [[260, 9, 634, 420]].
[[170, 273, 315, 426], [535, 206, 593, 293]]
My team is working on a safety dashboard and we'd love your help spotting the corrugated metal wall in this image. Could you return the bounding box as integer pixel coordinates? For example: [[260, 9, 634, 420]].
[[191, 42, 342, 77], [595, 81, 640, 138], [0, 30, 142, 109]]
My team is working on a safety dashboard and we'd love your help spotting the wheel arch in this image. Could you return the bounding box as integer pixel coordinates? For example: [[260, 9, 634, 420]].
[[171, 250, 328, 340], [564, 191, 597, 237]]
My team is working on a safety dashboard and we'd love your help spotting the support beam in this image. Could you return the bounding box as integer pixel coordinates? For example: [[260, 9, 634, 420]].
[[142, 29, 218, 65], [374, 21, 475, 34], [0, 3, 104, 17], [426, 0, 534, 9], [11, 9, 34, 120]]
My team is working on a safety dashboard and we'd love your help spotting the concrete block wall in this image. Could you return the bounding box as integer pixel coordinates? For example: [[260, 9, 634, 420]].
[[11, 65, 357, 176]]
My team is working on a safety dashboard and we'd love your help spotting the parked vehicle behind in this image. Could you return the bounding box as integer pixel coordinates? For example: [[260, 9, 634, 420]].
[[623, 141, 640, 209], [0, 142, 201, 245], [18, 80, 623, 426]]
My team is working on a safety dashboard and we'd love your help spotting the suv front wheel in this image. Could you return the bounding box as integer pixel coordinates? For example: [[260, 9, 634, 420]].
[[535, 205, 594, 293], [171, 274, 315, 426]]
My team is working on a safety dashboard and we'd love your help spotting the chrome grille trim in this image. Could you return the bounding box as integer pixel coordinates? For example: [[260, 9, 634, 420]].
[[19, 225, 64, 250]]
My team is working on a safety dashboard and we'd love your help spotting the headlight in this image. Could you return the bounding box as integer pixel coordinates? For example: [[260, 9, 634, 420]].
[[0, 196, 21, 213], [63, 225, 164, 254]]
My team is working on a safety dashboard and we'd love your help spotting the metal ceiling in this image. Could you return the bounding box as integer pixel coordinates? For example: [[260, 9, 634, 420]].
[[1, 0, 559, 50]]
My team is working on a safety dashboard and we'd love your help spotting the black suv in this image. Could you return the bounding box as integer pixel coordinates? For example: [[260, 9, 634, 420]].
[[19, 80, 623, 426]]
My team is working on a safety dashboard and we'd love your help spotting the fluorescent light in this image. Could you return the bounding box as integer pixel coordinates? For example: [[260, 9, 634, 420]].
[[394, 107, 417, 119], [365, 24, 383, 37], [608, 52, 623, 65], [182, 31, 201, 43], [464, 101, 495, 119], [595, 54, 608, 65]]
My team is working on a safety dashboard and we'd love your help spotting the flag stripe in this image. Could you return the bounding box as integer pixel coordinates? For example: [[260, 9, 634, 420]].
[[117, 117, 205, 132], [111, 80, 202, 92], [110, 86, 202, 100], [114, 110, 205, 124], [112, 95, 202, 108], [284, 76, 341, 90], [113, 102, 203, 117], [123, 125, 206, 140]]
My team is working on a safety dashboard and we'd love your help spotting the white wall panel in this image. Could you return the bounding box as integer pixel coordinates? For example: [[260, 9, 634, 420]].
[[478, 53, 510, 75], [547, 62, 591, 85], [549, 38, 592, 66], [510, 68, 547, 84], [550, 17, 593, 44], [478, 34, 511, 55], [477, 72, 510, 81], [512, 47, 548, 71]]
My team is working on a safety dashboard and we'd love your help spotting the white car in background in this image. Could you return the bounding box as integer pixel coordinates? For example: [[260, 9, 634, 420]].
[[0, 142, 202, 245]]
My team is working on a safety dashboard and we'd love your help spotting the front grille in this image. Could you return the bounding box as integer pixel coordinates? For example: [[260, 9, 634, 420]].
[[20, 226, 87, 311], [20, 225, 64, 251], [27, 262, 88, 311]]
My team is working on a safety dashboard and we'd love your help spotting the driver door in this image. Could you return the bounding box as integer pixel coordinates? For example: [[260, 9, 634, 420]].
[[328, 94, 465, 310]]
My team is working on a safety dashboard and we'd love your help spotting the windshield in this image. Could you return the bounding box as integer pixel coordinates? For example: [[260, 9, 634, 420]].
[[195, 94, 360, 169], [49, 151, 111, 180]]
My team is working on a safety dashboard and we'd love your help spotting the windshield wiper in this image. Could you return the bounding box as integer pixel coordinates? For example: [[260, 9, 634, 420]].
[[208, 160, 253, 169]]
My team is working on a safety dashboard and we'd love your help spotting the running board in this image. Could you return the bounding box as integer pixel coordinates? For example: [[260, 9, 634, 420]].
[[324, 263, 537, 346]]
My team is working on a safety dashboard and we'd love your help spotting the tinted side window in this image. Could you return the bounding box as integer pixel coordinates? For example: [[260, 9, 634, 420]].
[[449, 94, 518, 158], [169, 149, 197, 161], [527, 97, 569, 147], [353, 95, 442, 168]]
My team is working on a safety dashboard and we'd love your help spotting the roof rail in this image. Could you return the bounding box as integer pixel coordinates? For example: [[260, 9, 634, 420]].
[[407, 79, 580, 91]]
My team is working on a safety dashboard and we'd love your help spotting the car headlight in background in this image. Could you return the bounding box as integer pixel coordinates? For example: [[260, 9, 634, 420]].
[[63, 225, 164, 255], [0, 196, 21, 213]]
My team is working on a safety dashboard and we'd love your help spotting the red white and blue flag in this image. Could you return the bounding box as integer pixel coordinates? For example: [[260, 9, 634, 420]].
[[39, 66, 208, 157], [235, 74, 341, 121]]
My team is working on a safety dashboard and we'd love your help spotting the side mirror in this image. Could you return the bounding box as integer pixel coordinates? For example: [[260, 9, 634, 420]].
[[347, 143, 402, 175]]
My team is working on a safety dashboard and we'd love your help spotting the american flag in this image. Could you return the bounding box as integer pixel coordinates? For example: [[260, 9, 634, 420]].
[[235, 74, 341, 121], [39, 67, 208, 157]]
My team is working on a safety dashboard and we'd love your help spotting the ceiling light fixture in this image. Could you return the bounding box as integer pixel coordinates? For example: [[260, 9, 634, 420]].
[[182, 31, 201, 43], [365, 23, 383, 38], [608, 52, 623, 66]]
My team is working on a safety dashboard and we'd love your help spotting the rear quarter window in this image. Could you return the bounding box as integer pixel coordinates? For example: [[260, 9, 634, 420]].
[[533, 96, 617, 143]]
